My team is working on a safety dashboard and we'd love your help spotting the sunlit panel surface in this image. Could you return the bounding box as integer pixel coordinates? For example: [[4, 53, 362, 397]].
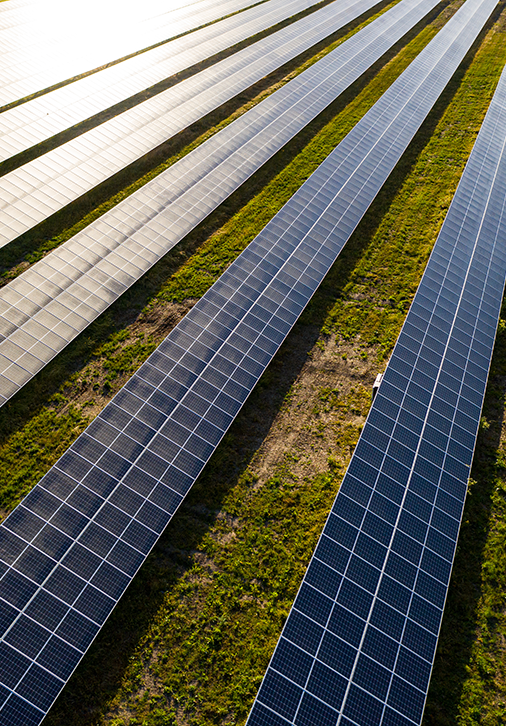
[[0, 0, 257, 107], [247, 12, 506, 726], [0, 0, 443, 405], [0, 0, 333, 162], [0, 0, 382, 247], [0, 0, 496, 723]]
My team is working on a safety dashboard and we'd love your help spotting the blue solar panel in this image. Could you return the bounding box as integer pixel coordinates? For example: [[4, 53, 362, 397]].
[[0, 0, 498, 722], [0, 0, 445, 404], [246, 16, 506, 726], [0, 0, 380, 247]]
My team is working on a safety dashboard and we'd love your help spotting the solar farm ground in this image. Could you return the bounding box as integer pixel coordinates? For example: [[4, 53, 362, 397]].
[[1, 0, 506, 724]]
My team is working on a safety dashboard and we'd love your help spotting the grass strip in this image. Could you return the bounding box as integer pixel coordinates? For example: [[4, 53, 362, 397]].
[[34, 5, 506, 725]]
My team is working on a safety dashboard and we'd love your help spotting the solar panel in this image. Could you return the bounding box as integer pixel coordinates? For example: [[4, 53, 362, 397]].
[[0, 0, 331, 162], [0, 0, 255, 107], [0, 0, 497, 722], [0, 0, 444, 405], [0, 0, 384, 248], [246, 22, 506, 726]]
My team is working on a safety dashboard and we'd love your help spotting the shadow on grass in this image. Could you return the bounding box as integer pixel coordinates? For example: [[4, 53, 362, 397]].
[[423, 307, 506, 725], [0, 0, 471, 447], [0, 0, 446, 278], [38, 20, 499, 721]]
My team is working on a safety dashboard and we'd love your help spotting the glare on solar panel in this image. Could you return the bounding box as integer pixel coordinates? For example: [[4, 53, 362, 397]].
[[0, 0, 498, 722]]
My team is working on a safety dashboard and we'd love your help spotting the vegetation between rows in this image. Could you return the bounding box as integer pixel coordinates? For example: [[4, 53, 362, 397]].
[[0, 1, 505, 725]]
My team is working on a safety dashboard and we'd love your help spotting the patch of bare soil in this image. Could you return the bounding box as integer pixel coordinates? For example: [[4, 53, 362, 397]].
[[251, 333, 381, 485]]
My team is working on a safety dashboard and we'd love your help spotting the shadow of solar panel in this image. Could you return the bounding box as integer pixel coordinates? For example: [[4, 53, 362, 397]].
[[0, 0, 444, 404], [247, 8, 506, 726], [0, 0, 500, 722]]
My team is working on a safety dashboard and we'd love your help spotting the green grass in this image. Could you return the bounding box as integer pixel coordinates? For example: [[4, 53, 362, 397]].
[[0, 0, 444, 518], [1, 1, 505, 725], [32, 4, 506, 725]]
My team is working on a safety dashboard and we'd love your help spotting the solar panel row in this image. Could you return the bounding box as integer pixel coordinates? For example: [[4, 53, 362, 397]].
[[0, 0, 495, 723], [0, 0, 249, 108], [247, 19, 506, 726], [0, 0, 443, 406], [0, 0, 329, 162], [0, 0, 381, 248]]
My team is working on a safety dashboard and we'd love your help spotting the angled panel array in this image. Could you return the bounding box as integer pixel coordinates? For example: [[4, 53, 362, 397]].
[[0, 0, 376, 247], [0, 0, 326, 162], [0, 0, 496, 722], [0, 0, 246, 108], [0, 0, 443, 405], [247, 29, 506, 726]]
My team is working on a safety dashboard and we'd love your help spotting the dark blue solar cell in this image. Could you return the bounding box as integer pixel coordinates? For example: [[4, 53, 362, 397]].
[[361, 511, 393, 546], [94, 502, 130, 536], [306, 661, 346, 711], [81, 467, 118, 498], [375, 474, 404, 505], [388, 675, 425, 722], [353, 652, 391, 700], [396, 646, 432, 691], [346, 556, 380, 594], [354, 532, 387, 569], [345, 458, 379, 490], [0, 599, 18, 637], [67, 487, 103, 520], [0, 570, 38, 609], [398, 510, 427, 543], [377, 575, 412, 614], [327, 603, 365, 648], [362, 625, 398, 669], [258, 670, 301, 721], [382, 706, 414, 726], [384, 552, 417, 589], [5, 614, 51, 661], [248, 702, 295, 726], [121, 519, 157, 553], [0, 641, 31, 687], [37, 636, 81, 680], [23, 488, 61, 520], [17, 663, 62, 710], [294, 584, 333, 626], [314, 536, 350, 576], [270, 637, 313, 686], [318, 630, 356, 677], [305, 559, 342, 599], [343, 684, 383, 726], [91, 562, 129, 599], [3, 506, 45, 542], [391, 530, 422, 565], [409, 595, 441, 634], [409, 473, 437, 504], [56, 609, 98, 651], [0, 527, 27, 566], [367, 491, 398, 525], [332, 494, 365, 528], [74, 584, 114, 625], [431, 507, 460, 540], [0, 693, 42, 726], [13, 546, 55, 585], [325, 514, 359, 550], [283, 609, 324, 655], [338, 578, 373, 620]]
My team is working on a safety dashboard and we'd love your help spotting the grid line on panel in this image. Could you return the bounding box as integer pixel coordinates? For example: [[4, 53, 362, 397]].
[[247, 17, 506, 726], [0, 0, 383, 247], [0, 0, 500, 722], [0, 0, 263, 108], [0, 0, 329, 162], [0, 0, 444, 405]]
